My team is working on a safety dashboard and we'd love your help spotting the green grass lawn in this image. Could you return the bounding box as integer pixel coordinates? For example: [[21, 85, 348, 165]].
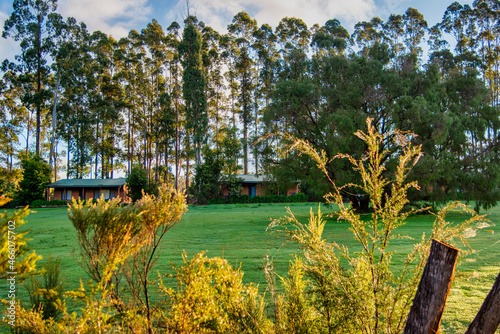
[[6, 202, 500, 333]]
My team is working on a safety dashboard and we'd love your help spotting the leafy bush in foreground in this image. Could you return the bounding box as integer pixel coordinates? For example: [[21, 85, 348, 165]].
[[266, 118, 489, 333]]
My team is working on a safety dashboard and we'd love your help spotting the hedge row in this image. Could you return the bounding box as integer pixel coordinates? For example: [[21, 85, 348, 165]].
[[30, 199, 69, 207], [208, 193, 308, 205]]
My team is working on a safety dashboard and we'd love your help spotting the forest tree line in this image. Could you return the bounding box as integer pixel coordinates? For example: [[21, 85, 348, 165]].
[[1, 0, 499, 208]]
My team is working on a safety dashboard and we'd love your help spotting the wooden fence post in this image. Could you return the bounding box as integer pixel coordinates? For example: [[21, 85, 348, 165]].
[[464, 271, 500, 334], [404, 239, 459, 334]]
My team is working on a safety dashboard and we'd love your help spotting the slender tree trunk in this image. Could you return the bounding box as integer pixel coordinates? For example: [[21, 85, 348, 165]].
[[54, 142, 58, 181], [165, 144, 169, 183], [186, 131, 190, 190], [127, 107, 131, 174], [155, 140, 159, 182], [131, 121, 135, 172], [254, 91, 259, 174], [175, 115, 179, 190], [35, 14, 42, 156], [404, 239, 459, 334], [215, 84, 220, 153], [95, 119, 99, 179], [49, 77, 59, 180], [67, 139, 70, 179], [243, 121, 248, 174], [174, 67, 180, 191], [26, 111, 31, 156]]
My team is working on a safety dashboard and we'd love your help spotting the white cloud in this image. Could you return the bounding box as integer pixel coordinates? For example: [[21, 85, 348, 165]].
[[58, 0, 152, 38], [166, 0, 377, 33], [0, 10, 21, 62]]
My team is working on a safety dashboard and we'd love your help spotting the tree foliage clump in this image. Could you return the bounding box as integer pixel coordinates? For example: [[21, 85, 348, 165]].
[[126, 165, 158, 202], [188, 148, 223, 204], [267, 49, 500, 211], [0, 167, 22, 203], [16, 153, 51, 206]]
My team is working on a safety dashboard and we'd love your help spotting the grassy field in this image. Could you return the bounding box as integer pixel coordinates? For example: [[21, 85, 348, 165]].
[[5, 202, 500, 332]]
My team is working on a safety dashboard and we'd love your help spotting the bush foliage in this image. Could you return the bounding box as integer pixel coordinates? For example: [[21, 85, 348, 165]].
[[209, 193, 308, 205], [16, 154, 51, 206], [30, 199, 68, 207], [0, 195, 41, 281], [265, 118, 489, 333]]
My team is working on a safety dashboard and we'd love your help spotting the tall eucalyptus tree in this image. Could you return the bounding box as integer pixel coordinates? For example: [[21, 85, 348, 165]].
[[178, 16, 208, 186], [228, 11, 257, 174], [165, 21, 183, 189], [2, 0, 59, 155]]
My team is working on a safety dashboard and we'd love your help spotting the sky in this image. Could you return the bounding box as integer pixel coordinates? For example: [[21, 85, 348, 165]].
[[0, 0, 474, 63]]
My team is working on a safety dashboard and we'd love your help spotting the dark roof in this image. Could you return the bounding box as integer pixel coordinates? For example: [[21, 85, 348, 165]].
[[235, 174, 273, 183], [47, 178, 126, 188]]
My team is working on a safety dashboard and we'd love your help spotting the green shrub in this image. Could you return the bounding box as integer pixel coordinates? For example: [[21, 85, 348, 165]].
[[30, 199, 69, 207], [48, 200, 68, 206], [267, 118, 489, 333], [161, 252, 272, 333], [188, 148, 223, 204], [25, 254, 65, 320], [0, 198, 41, 281], [208, 197, 227, 205], [30, 199, 48, 207], [214, 193, 308, 205], [126, 165, 148, 202], [16, 154, 51, 206]]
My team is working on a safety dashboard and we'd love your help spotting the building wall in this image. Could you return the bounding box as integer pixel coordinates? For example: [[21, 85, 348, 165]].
[[221, 183, 299, 198], [53, 189, 63, 201], [50, 186, 129, 202], [286, 183, 300, 196]]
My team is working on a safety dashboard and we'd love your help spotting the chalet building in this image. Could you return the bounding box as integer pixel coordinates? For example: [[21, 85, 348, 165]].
[[46, 178, 129, 202], [221, 174, 300, 198]]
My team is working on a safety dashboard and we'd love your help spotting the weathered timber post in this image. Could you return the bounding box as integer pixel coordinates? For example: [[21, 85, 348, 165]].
[[464, 271, 500, 334], [404, 239, 459, 334]]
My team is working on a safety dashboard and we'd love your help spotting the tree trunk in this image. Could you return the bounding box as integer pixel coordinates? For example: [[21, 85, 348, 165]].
[[175, 120, 179, 190], [49, 77, 59, 180], [254, 94, 259, 175], [404, 239, 459, 334], [186, 131, 190, 191], [465, 271, 500, 334], [350, 195, 370, 213], [95, 119, 99, 179], [35, 14, 42, 156], [127, 107, 131, 174], [243, 120, 248, 175], [67, 139, 70, 179], [26, 111, 31, 156]]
